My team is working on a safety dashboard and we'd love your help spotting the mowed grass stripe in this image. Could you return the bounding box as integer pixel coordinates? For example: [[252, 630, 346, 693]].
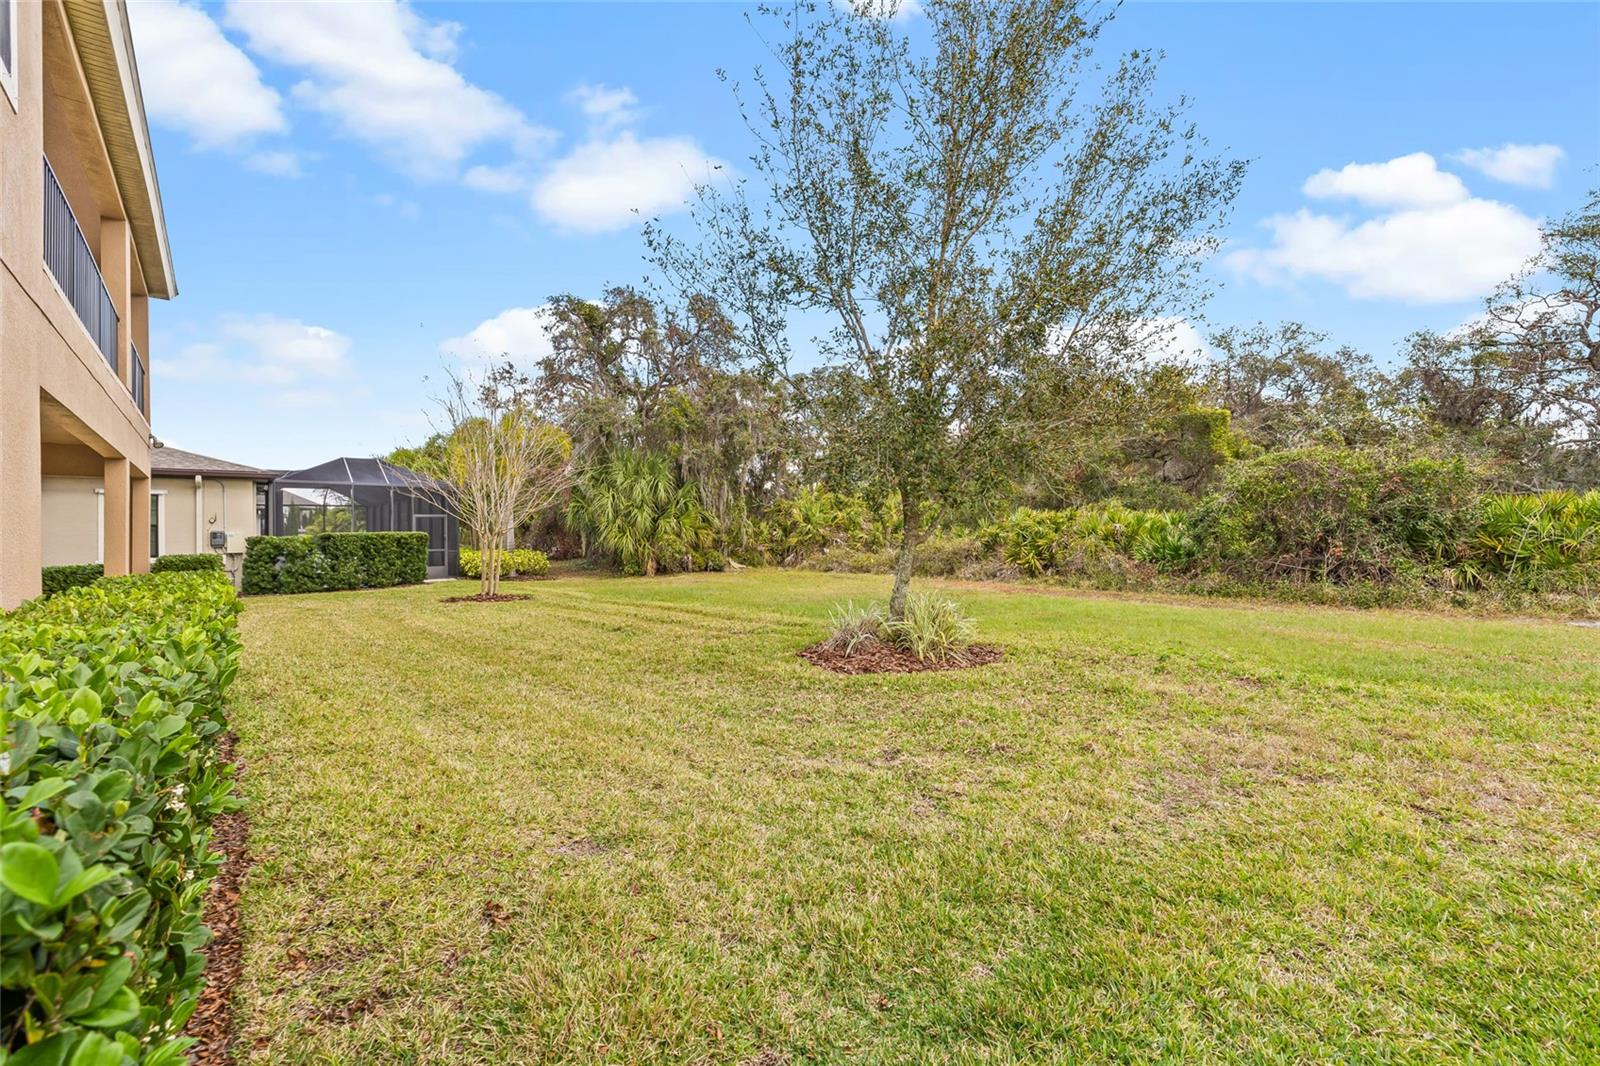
[[228, 572, 1600, 1064]]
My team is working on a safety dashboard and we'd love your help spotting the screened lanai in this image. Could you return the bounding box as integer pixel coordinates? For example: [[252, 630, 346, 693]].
[[268, 457, 460, 578]]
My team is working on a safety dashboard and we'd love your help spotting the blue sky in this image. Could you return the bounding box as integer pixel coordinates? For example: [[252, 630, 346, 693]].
[[128, 0, 1600, 470]]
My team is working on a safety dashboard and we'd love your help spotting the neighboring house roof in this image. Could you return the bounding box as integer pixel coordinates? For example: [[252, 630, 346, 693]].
[[62, 0, 176, 298], [150, 446, 279, 480]]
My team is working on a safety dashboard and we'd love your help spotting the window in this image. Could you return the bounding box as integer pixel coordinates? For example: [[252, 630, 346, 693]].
[[149, 492, 166, 560], [1, 0, 16, 108], [256, 482, 270, 536]]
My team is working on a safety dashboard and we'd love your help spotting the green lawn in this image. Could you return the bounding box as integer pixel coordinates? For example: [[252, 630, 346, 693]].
[[228, 570, 1600, 1064]]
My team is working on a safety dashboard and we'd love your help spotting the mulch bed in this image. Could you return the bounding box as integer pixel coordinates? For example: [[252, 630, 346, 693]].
[[799, 641, 1004, 675], [186, 733, 251, 1065], [440, 592, 533, 603]]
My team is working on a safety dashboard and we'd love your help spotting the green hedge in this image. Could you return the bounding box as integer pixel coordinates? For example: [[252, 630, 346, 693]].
[[39, 564, 103, 598], [149, 554, 224, 575], [242, 532, 428, 595], [458, 548, 549, 579], [1, 571, 241, 1065]]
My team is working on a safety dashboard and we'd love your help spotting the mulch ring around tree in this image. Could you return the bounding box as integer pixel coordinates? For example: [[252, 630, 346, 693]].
[[440, 592, 534, 603], [186, 732, 251, 1066], [799, 641, 1004, 675]]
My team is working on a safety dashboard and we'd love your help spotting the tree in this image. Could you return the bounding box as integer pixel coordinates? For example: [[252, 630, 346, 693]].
[[652, 0, 1244, 619], [535, 287, 737, 462], [1203, 322, 1392, 450], [1396, 187, 1600, 488], [416, 363, 572, 598], [564, 449, 711, 576]]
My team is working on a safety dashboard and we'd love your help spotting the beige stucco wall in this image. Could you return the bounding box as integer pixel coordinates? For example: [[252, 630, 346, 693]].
[[1, 0, 159, 608], [40, 475, 260, 585], [40, 476, 101, 566], [157, 476, 259, 555]]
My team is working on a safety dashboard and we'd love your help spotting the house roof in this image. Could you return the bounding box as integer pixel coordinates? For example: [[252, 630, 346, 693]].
[[150, 446, 279, 481], [61, 0, 177, 299]]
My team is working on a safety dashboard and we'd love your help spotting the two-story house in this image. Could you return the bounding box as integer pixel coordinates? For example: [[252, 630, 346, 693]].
[[0, 0, 177, 608]]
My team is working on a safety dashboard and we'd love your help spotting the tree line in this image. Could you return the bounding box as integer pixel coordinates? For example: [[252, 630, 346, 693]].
[[390, 0, 1598, 607]]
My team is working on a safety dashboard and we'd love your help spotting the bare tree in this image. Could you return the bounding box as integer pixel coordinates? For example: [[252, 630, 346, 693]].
[[652, 0, 1244, 619], [415, 363, 572, 598]]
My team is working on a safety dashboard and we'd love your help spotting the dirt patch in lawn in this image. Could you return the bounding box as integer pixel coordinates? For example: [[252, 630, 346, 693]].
[[186, 733, 251, 1065], [440, 593, 533, 603], [800, 641, 1003, 674]]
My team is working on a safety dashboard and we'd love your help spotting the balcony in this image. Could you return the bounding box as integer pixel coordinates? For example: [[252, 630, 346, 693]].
[[131, 342, 146, 413], [43, 156, 118, 372]]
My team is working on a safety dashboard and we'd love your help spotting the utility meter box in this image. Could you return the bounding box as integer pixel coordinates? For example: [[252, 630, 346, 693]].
[[209, 530, 227, 550], [224, 534, 248, 554]]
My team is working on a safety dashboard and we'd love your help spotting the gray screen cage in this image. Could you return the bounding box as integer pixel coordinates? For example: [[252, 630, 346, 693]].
[[268, 457, 460, 578]]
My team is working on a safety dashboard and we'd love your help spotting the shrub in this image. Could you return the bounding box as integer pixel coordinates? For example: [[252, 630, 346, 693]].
[[39, 564, 103, 598], [1464, 490, 1600, 588], [242, 532, 428, 594], [459, 548, 551, 579], [824, 600, 887, 655], [1, 571, 241, 1064], [978, 505, 1190, 577], [885, 592, 976, 663], [150, 553, 224, 574], [1195, 446, 1485, 582]]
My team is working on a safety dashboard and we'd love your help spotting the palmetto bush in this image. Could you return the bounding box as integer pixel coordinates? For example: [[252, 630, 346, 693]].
[[566, 450, 716, 576], [1460, 490, 1600, 587], [978, 504, 1197, 576]]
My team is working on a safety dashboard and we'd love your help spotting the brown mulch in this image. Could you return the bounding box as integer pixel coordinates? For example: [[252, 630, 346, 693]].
[[440, 592, 533, 603], [799, 641, 1004, 675], [186, 732, 251, 1065]]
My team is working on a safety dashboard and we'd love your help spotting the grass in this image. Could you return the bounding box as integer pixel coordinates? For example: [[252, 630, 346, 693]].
[[228, 569, 1600, 1063]]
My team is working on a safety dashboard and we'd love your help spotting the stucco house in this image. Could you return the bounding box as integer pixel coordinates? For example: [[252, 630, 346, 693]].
[[40, 445, 279, 586], [0, 0, 176, 608]]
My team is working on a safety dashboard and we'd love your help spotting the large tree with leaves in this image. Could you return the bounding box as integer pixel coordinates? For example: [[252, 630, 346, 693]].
[[1398, 187, 1600, 488], [652, 0, 1244, 618]]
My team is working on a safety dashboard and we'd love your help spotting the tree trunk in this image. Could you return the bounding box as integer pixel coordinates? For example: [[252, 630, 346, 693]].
[[644, 554, 657, 577], [888, 494, 921, 622]]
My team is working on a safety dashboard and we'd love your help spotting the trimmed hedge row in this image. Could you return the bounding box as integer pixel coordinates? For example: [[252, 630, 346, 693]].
[[40, 565, 104, 598], [458, 548, 549, 579], [242, 532, 428, 595], [1, 571, 242, 1065], [149, 554, 223, 575]]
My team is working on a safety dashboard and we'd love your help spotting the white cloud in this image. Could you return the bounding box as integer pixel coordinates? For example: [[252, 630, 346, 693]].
[[463, 164, 533, 194], [155, 315, 352, 392], [439, 306, 556, 366], [1452, 143, 1564, 188], [568, 83, 642, 133], [244, 150, 304, 178], [127, 0, 286, 148], [1302, 152, 1468, 209], [222, 0, 553, 180], [533, 132, 724, 233], [1227, 196, 1542, 304], [1141, 317, 1211, 367]]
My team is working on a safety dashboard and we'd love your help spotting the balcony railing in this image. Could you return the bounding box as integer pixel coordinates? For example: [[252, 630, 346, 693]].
[[131, 342, 146, 413], [43, 157, 118, 371]]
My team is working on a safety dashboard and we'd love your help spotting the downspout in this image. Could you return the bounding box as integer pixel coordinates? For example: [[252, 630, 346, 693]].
[[193, 476, 203, 552]]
